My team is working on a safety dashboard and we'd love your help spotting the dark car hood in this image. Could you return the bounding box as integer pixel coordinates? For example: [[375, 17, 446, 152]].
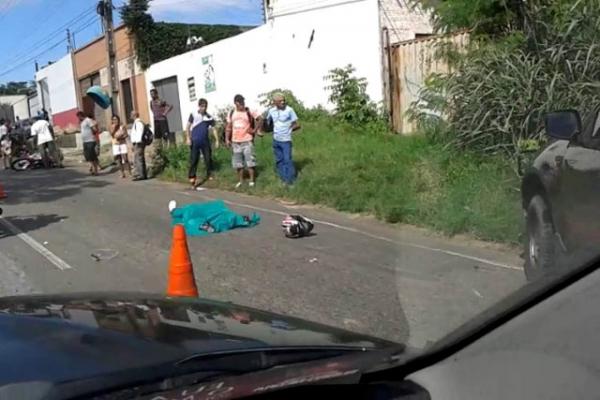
[[0, 293, 397, 386]]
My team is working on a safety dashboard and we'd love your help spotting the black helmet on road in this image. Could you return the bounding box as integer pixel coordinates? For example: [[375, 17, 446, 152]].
[[281, 215, 314, 239]]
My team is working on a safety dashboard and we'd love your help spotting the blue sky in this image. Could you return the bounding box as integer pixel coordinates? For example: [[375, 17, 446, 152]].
[[0, 0, 263, 84]]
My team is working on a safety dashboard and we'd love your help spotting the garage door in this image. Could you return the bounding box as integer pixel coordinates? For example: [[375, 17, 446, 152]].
[[151, 76, 182, 132]]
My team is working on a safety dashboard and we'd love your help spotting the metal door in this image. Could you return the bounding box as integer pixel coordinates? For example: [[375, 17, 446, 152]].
[[151, 76, 182, 132], [121, 79, 134, 123]]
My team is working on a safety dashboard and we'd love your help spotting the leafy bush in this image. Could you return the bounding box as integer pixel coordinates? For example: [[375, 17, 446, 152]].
[[416, 0, 530, 35], [324, 65, 381, 125], [214, 105, 234, 125], [259, 89, 330, 121], [410, 0, 600, 161], [259, 89, 306, 115], [302, 105, 330, 121]]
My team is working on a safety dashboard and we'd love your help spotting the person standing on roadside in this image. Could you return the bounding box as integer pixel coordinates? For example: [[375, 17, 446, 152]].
[[130, 110, 147, 181], [149, 88, 172, 147], [267, 92, 300, 185], [226, 94, 259, 188], [186, 98, 215, 190], [110, 115, 131, 179], [0, 119, 10, 169], [77, 111, 100, 176], [30, 116, 63, 168]]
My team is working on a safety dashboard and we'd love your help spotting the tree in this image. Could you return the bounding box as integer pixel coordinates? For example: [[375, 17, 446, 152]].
[[120, 0, 155, 69], [120, 0, 251, 69], [0, 81, 34, 95], [409, 0, 600, 162], [416, 0, 532, 35], [325, 65, 379, 125]]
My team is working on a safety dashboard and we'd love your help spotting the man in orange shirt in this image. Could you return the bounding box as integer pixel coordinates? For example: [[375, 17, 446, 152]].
[[225, 94, 259, 188]]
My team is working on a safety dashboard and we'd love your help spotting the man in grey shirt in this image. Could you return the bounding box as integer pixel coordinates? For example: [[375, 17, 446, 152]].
[[77, 111, 100, 175]]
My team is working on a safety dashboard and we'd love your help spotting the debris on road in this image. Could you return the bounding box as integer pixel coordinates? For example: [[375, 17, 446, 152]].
[[343, 318, 361, 329], [309, 258, 318, 263], [91, 249, 119, 262], [472, 289, 483, 298], [43, 241, 48, 245]]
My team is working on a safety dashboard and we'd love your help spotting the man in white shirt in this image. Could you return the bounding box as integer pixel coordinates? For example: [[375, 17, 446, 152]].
[[30, 117, 62, 168], [0, 119, 9, 169], [77, 111, 99, 175], [130, 110, 147, 180]]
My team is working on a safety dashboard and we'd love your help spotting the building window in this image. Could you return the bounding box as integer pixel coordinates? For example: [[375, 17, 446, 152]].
[[187, 77, 196, 102]]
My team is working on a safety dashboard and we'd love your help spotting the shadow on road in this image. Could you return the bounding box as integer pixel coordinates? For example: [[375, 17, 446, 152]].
[[0, 167, 113, 205], [0, 214, 68, 239]]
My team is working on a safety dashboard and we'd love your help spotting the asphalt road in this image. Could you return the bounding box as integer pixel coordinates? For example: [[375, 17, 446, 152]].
[[0, 161, 525, 348]]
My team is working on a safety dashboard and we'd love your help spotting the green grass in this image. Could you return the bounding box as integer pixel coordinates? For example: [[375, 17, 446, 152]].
[[161, 119, 522, 244]]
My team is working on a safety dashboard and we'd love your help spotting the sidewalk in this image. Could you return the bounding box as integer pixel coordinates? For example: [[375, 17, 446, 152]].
[[60, 140, 168, 177]]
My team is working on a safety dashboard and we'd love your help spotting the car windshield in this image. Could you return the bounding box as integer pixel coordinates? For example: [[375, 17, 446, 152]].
[[0, 0, 596, 389]]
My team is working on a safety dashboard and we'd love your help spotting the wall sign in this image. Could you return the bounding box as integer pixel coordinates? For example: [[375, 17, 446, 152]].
[[202, 55, 216, 93]]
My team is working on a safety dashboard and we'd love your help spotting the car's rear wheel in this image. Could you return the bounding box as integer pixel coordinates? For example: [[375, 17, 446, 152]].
[[524, 195, 557, 280]]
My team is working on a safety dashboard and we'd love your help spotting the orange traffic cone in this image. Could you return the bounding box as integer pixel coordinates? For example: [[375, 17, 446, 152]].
[[166, 224, 199, 297], [0, 183, 7, 199]]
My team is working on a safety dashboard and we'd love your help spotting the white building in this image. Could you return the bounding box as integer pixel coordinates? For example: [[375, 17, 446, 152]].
[[35, 53, 79, 132], [0, 95, 30, 121], [144, 0, 432, 131], [28, 92, 41, 119]]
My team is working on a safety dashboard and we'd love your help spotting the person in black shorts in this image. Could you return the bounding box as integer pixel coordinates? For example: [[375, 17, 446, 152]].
[[149, 89, 173, 147], [77, 111, 100, 175]]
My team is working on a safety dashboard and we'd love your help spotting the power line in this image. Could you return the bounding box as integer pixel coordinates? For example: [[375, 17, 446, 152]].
[[2, 6, 96, 69], [73, 14, 101, 35], [10, 0, 63, 47], [0, 38, 67, 80]]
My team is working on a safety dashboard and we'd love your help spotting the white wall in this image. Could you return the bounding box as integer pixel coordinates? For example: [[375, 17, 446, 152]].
[[145, 0, 384, 130], [146, 26, 270, 130], [266, 0, 361, 17], [35, 53, 77, 115], [379, 0, 433, 43], [28, 93, 41, 118], [0, 95, 30, 120], [266, 0, 383, 106]]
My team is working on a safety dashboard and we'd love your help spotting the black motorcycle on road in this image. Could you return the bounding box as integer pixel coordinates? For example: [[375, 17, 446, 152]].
[[10, 150, 50, 171], [10, 134, 62, 171]]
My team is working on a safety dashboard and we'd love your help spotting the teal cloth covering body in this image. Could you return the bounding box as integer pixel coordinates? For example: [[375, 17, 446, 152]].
[[170, 200, 260, 236]]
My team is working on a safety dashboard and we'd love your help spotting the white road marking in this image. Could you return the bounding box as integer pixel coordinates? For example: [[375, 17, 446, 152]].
[[0, 217, 73, 271], [176, 191, 523, 271]]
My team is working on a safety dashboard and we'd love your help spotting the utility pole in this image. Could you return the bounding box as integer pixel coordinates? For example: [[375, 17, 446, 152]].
[[261, 0, 270, 23], [66, 28, 73, 52], [67, 29, 82, 111], [98, 0, 120, 117]]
